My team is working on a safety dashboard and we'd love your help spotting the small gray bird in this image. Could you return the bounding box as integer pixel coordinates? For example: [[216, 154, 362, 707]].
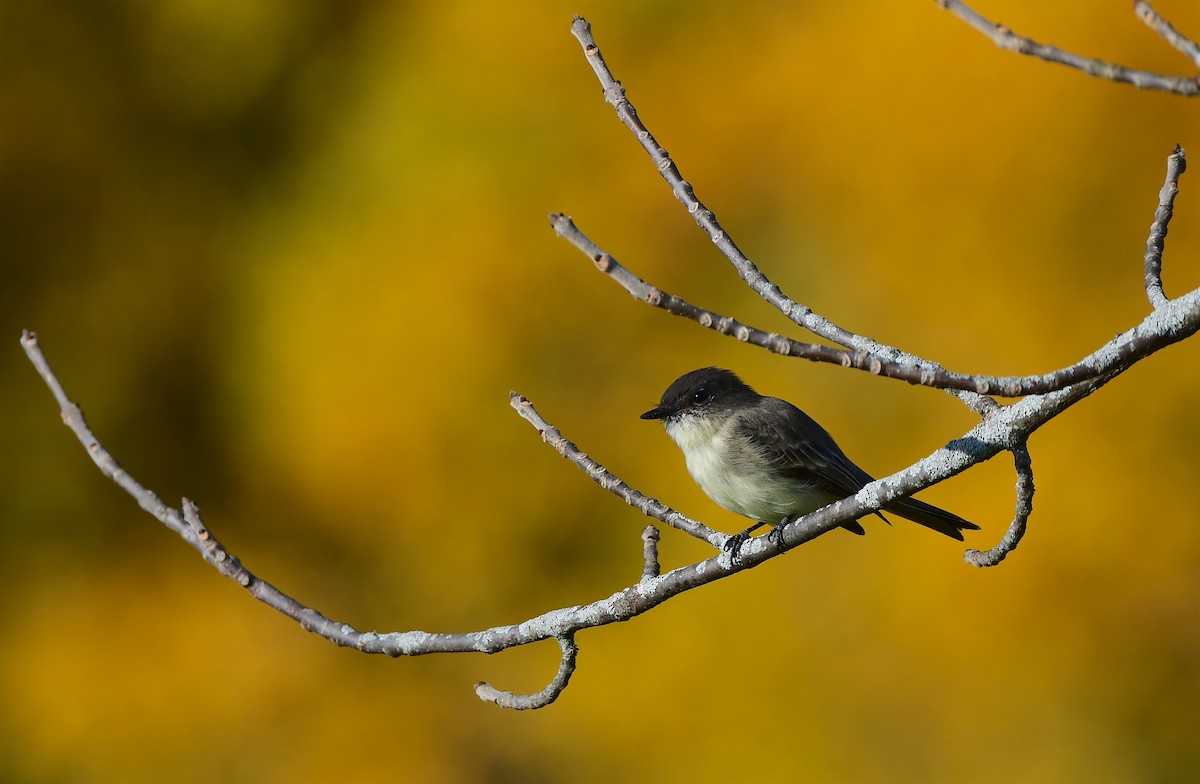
[[641, 367, 979, 555]]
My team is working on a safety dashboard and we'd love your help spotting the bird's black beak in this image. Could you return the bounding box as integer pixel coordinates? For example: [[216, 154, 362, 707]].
[[640, 406, 669, 420]]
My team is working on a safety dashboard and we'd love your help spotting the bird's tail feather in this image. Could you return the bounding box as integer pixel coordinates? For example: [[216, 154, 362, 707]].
[[886, 496, 979, 541]]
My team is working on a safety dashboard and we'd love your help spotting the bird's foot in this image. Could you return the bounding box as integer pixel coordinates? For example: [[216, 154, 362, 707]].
[[723, 531, 751, 559], [767, 516, 793, 550], [720, 518, 777, 557]]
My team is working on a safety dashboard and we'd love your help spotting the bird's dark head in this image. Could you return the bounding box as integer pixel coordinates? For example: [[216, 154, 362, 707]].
[[640, 367, 757, 423]]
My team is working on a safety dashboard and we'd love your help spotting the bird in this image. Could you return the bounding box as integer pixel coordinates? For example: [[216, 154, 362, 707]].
[[640, 367, 979, 556]]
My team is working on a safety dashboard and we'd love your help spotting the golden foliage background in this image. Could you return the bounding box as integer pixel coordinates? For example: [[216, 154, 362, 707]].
[[2, 1, 1198, 782]]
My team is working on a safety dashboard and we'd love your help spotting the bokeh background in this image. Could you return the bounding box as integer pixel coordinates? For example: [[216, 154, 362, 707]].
[[2, 1, 1198, 782]]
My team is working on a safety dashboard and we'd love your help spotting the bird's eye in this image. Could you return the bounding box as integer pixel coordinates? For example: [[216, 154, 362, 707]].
[[692, 388, 711, 405]]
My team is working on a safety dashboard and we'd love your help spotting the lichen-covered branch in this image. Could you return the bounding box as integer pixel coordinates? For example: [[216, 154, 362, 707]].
[[475, 635, 579, 710], [964, 443, 1034, 568]]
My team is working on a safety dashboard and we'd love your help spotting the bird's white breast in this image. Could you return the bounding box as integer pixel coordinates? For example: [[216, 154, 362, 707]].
[[665, 413, 831, 523]]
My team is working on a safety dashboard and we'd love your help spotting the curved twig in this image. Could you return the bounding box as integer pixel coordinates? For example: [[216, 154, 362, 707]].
[[475, 634, 579, 710], [964, 442, 1034, 568]]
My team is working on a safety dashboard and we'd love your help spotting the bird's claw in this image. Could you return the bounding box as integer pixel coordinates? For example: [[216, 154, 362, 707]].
[[723, 532, 751, 559]]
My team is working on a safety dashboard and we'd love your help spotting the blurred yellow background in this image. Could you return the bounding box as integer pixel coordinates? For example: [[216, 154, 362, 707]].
[[2, 1, 1198, 782]]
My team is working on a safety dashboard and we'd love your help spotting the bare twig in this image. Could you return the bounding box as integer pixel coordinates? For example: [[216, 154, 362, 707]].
[[475, 634, 578, 710], [508, 391, 724, 548], [964, 443, 1034, 567], [569, 15, 910, 360], [938, 0, 1200, 96], [640, 526, 661, 581], [1135, 0, 1200, 70], [1145, 145, 1187, 308], [22, 329, 189, 537], [550, 211, 1185, 399]]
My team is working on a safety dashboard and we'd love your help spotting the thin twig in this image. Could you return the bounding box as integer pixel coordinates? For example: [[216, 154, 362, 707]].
[[569, 16, 901, 356], [564, 20, 1198, 413], [964, 443, 1033, 568], [23, 14, 1200, 712], [22, 268, 1199, 704], [550, 212, 1178, 398], [1144, 145, 1187, 308], [938, 0, 1200, 96], [640, 526, 661, 581], [18, 331, 600, 705], [475, 634, 579, 710], [1135, 0, 1200, 70], [508, 390, 724, 548]]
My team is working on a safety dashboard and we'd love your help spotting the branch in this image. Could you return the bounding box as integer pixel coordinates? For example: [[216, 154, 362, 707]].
[[549, 197, 1188, 398], [24, 13, 1200, 711], [14, 330, 871, 705], [568, 16, 910, 360], [559, 16, 1197, 399], [22, 266, 1195, 703], [938, 0, 1200, 96], [559, 16, 1199, 572], [8, 325, 1066, 707]]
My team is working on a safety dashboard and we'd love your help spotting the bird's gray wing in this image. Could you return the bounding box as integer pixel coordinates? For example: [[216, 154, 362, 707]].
[[736, 397, 884, 533], [738, 398, 875, 492], [741, 397, 979, 540]]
